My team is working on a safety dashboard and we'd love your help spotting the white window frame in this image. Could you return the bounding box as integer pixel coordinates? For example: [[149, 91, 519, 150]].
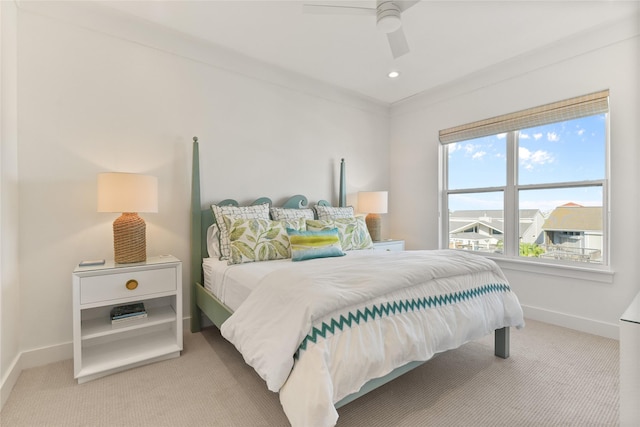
[[438, 91, 612, 281]]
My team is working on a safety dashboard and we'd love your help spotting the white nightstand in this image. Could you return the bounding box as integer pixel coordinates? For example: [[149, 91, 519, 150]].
[[372, 239, 405, 252], [72, 255, 183, 384]]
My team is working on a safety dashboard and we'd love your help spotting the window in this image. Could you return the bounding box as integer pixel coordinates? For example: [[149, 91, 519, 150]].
[[440, 91, 609, 267]]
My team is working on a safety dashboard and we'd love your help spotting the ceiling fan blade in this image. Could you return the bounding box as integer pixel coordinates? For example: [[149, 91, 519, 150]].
[[303, 2, 376, 15], [387, 27, 410, 58], [396, 0, 420, 13]]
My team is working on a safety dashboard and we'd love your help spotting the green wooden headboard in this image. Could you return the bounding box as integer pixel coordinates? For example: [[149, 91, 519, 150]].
[[190, 136, 344, 290]]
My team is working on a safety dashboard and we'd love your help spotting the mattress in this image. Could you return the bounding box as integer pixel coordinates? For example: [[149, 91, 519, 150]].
[[202, 251, 378, 311], [202, 256, 292, 311]]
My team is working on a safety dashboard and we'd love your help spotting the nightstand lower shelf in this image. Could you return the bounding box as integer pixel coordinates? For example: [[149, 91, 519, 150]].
[[81, 305, 176, 340], [78, 329, 180, 383]]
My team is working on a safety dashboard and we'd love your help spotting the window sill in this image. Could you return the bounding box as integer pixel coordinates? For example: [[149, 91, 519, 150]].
[[484, 255, 614, 284]]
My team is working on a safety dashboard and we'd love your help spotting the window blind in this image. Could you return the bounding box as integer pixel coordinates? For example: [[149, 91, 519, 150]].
[[439, 90, 609, 144]]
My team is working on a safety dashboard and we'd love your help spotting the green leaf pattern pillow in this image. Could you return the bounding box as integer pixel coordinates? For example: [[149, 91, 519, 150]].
[[226, 218, 304, 265], [306, 216, 373, 251], [211, 203, 270, 260]]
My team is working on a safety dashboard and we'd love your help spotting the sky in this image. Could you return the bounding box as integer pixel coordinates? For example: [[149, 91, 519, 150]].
[[447, 114, 606, 213]]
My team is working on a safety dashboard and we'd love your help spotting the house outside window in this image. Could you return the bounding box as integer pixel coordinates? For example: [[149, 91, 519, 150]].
[[439, 91, 609, 267]]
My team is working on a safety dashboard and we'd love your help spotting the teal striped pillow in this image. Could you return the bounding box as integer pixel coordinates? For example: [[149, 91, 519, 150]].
[[286, 228, 346, 262]]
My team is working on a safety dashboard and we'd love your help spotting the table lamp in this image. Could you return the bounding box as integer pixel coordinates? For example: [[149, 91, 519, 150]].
[[358, 191, 388, 242], [97, 172, 158, 263]]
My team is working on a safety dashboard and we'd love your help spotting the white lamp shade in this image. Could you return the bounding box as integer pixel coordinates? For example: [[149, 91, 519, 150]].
[[97, 173, 158, 213], [358, 191, 388, 214]]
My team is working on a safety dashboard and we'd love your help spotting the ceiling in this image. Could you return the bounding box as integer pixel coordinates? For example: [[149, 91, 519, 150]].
[[100, 0, 639, 104]]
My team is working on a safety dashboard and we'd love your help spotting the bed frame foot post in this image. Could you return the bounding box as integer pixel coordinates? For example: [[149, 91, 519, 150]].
[[495, 327, 510, 359], [191, 296, 202, 333]]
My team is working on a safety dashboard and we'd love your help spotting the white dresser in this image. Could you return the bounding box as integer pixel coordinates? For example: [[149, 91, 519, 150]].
[[620, 291, 640, 426]]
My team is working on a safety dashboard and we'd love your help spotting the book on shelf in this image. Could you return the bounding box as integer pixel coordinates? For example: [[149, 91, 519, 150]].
[[111, 312, 148, 324], [110, 302, 147, 324]]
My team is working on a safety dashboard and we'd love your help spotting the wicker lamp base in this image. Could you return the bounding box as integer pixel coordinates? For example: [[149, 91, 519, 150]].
[[365, 213, 382, 242], [113, 213, 147, 263]]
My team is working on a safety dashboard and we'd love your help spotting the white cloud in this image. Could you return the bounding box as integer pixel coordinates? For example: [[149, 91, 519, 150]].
[[519, 146, 554, 171], [520, 133, 530, 139], [547, 132, 560, 142], [577, 128, 585, 136], [533, 133, 543, 140], [496, 133, 507, 139], [472, 151, 486, 160]]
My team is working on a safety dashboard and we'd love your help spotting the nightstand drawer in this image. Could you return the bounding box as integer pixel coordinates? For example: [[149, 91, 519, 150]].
[[80, 268, 176, 304], [372, 240, 405, 252]]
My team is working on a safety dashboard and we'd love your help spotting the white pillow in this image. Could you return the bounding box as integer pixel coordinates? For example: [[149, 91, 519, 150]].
[[206, 224, 221, 258], [270, 207, 314, 221], [314, 205, 355, 221]]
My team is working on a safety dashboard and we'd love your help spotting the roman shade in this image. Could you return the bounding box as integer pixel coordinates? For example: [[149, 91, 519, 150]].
[[439, 90, 609, 144]]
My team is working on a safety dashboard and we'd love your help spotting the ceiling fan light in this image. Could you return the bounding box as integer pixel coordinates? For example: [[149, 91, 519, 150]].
[[377, 1, 402, 33], [377, 12, 401, 33]]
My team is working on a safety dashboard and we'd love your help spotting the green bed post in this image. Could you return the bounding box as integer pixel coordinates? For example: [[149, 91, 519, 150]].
[[339, 158, 346, 207], [495, 327, 510, 358], [190, 136, 203, 332]]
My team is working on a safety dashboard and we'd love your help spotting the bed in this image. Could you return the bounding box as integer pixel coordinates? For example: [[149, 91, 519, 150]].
[[189, 137, 525, 426]]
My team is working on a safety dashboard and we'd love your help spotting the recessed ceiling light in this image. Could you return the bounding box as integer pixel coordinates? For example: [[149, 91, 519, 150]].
[[388, 71, 400, 79]]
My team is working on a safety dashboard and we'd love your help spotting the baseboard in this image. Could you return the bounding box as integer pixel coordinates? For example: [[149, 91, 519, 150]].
[[522, 304, 619, 340], [0, 353, 21, 411], [0, 341, 73, 412], [20, 342, 73, 370], [183, 314, 212, 332]]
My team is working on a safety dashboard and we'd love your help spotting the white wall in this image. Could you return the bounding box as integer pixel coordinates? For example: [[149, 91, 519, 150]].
[[1, 0, 22, 408], [389, 14, 640, 338], [7, 1, 390, 376]]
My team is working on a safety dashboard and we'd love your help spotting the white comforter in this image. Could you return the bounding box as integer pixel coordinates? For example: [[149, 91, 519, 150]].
[[221, 250, 524, 427]]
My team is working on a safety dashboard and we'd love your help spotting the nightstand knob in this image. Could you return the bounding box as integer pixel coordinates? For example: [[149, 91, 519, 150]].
[[125, 279, 138, 290]]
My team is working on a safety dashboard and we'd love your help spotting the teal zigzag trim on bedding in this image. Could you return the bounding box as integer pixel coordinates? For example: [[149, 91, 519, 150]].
[[295, 283, 511, 358]]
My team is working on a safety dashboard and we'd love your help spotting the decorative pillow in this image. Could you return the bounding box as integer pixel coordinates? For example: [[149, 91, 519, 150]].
[[206, 224, 221, 258], [211, 203, 270, 260], [270, 207, 314, 221], [277, 217, 307, 232], [306, 216, 373, 251], [287, 228, 346, 262], [227, 218, 291, 265], [314, 205, 355, 221]]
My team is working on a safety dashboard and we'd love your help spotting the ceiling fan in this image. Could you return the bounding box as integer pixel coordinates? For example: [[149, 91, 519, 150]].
[[303, 0, 419, 59]]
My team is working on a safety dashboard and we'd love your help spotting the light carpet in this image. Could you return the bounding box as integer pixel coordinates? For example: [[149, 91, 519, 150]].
[[0, 319, 619, 426]]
